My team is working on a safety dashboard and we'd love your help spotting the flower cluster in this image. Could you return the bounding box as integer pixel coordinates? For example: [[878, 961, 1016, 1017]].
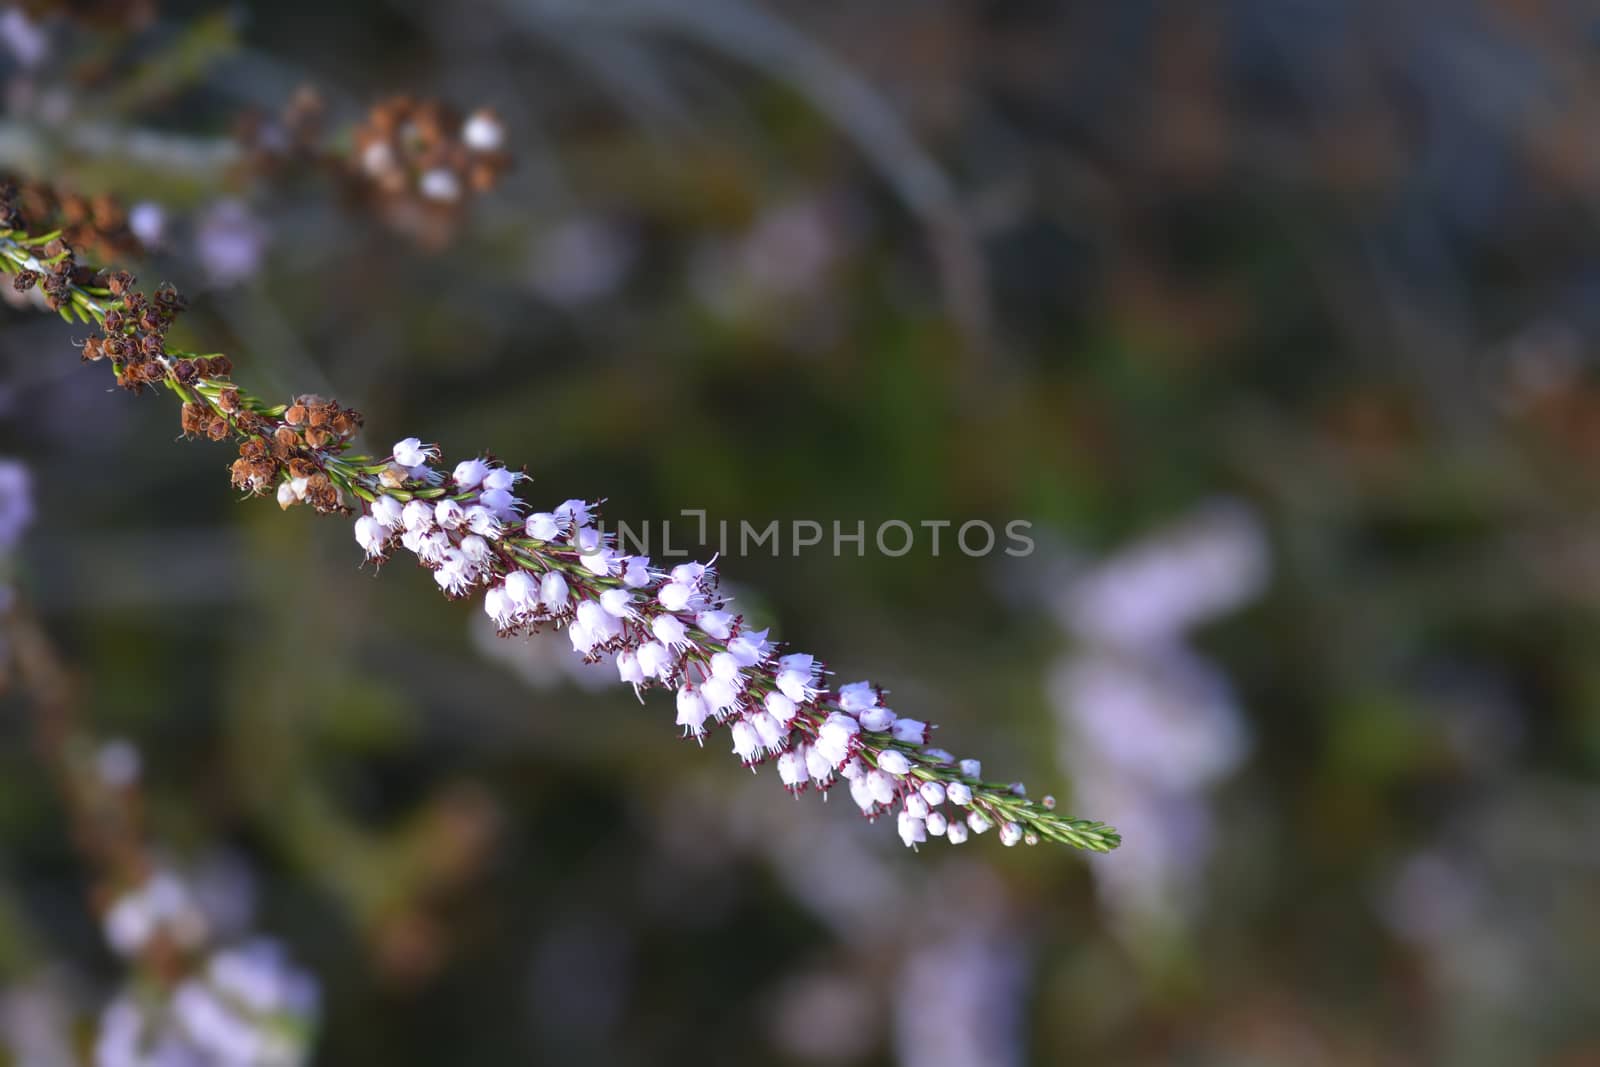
[[0, 180, 1118, 855], [350, 95, 510, 208], [104, 869, 210, 957], [347, 441, 1117, 852], [81, 274, 192, 391], [84, 758, 321, 1066], [0, 177, 144, 265], [98, 938, 319, 1067], [0, 592, 322, 1066], [1, 457, 316, 1065], [1048, 504, 1262, 921], [232, 88, 511, 247], [228, 394, 363, 511]]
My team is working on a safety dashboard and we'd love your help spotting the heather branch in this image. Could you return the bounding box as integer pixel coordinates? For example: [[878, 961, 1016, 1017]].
[[2, 596, 321, 1059], [0, 213, 1119, 856]]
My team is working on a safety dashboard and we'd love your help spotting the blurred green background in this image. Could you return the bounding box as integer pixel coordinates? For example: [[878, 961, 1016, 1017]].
[[5, 0, 1600, 1063]]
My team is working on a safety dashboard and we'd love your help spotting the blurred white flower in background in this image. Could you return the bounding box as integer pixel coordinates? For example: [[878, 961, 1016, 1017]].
[[691, 195, 845, 330], [0, 10, 48, 70], [1495, 317, 1583, 414], [0, 460, 33, 554], [1056, 503, 1267, 653], [95, 996, 200, 1067], [98, 939, 319, 1067], [736, 197, 839, 300], [128, 201, 168, 249], [85, 742, 314, 1066], [1053, 648, 1249, 794], [1370, 780, 1600, 1038], [649, 779, 1035, 1065], [1379, 848, 1485, 949], [104, 870, 210, 958], [0, 978, 78, 1067], [527, 216, 637, 307], [1060, 765, 1218, 928], [894, 932, 1026, 1067], [893, 868, 1027, 1067], [95, 738, 143, 790], [0, 459, 31, 635], [195, 200, 268, 287], [1049, 502, 1267, 934]]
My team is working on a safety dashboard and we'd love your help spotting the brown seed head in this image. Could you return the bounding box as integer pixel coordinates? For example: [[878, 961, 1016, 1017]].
[[272, 426, 299, 459], [304, 473, 340, 511]]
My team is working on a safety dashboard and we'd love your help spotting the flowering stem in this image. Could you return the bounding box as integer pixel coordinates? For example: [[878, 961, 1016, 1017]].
[[0, 209, 1119, 856]]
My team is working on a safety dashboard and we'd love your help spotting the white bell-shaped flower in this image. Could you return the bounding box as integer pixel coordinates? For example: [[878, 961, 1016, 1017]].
[[730, 720, 760, 763], [763, 691, 797, 723], [876, 750, 911, 776], [839, 681, 877, 712], [890, 719, 926, 744], [858, 707, 896, 732], [525, 513, 559, 541], [354, 516, 385, 558], [652, 615, 689, 651], [503, 570, 538, 610], [392, 438, 433, 467], [372, 495, 404, 530], [452, 458, 490, 489], [675, 686, 709, 739], [866, 770, 896, 805], [637, 641, 673, 679], [539, 571, 569, 610]]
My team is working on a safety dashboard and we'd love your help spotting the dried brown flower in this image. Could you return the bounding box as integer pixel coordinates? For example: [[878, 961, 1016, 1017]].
[[179, 403, 206, 436], [3, 178, 143, 264]]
